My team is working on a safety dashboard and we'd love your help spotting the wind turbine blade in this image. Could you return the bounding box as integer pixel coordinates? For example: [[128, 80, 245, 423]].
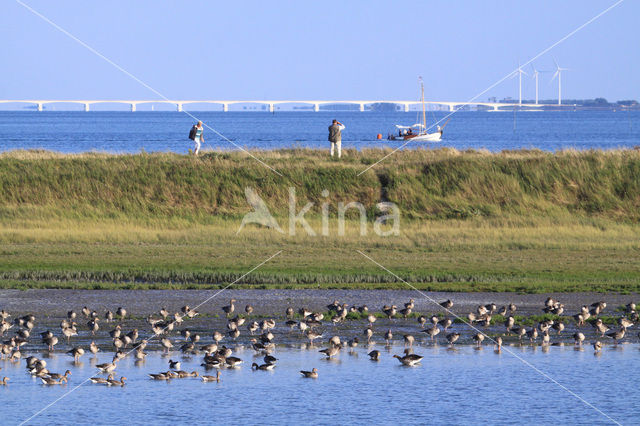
[[553, 58, 559, 70]]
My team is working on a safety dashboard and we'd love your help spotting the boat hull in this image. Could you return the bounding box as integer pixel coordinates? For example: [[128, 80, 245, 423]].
[[403, 131, 442, 142]]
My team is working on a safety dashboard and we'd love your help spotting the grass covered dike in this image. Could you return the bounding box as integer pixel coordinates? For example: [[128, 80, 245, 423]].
[[0, 148, 639, 292]]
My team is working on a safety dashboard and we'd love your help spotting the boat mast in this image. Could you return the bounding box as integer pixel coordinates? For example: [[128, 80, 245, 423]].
[[421, 79, 426, 135]]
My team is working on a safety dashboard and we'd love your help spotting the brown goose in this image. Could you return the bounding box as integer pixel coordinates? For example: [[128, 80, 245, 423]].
[[573, 332, 585, 345], [41, 376, 67, 385], [300, 368, 318, 378], [252, 362, 276, 371], [107, 376, 127, 386], [446, 332, 460, 345], [202, 371, 221, 382], [393, 350, 423, 366], [606, 328, 625, 344], [368, 350, 380, 361], [319, 345, 340, 359], [0, 377, 9, 386], [47, 370, 71, 380], [222, 299, 236, 317]]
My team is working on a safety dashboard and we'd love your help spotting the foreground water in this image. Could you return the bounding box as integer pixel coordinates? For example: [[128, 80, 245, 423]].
[[2, 344, 637, 425], [0, 110, 638, 153]]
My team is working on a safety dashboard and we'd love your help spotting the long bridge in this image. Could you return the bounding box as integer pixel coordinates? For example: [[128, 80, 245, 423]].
[[0, 99, 550, 112]]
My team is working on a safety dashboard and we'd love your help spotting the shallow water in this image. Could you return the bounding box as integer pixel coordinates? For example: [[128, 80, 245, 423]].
[[2, 343, 637, 425], [0, 110, 639, 153]]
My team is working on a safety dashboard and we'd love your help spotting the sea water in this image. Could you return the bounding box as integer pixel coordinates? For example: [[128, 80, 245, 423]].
[[0, 110, 638, 154]]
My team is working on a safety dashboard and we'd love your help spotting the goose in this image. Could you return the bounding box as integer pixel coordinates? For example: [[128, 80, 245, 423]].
[[498, 306, 508, 316], [477, 305, 488, 316], [573, 332, 585, 345], [175, 371, 199, 378], [225, 356, 243, 368], [625, 302, 636, 313], [393, 350, 423, 366], [222, 299, 236, 317], [495, 336, 503, 352], [107, 376, 127, 386], [382, 305, 397, 319], [127, 329, 139, 343], [109, 325, 122, 339], [96, 362, 117, 373], [467, 313, 477, 324], [47, 370, 71, 380], [606, 328, 625, 344], [168, 359, 181, 370], [430, 316, 440, 326], [81, 307, 91, 318], [228, 329, 240, 340], [440, 299, 453, 310], [104, 310, 114, 323], [248, 322, 260, 335], [348, 338, 359, 348], [43, 336, 58, 351], [364, 327, 373, 343], [201, 343, 218, 354], [67, 347, 84, 361], [505, 316, 515, 333], [417, 316, 427, 328], [89, 341, 99, 355], [116, 307, 127, 320], [368, 350, 380, 361], [148, 373, 171, 380], [403, 334, 415, 347], [41, 376, 67, 385], [541, 331, 551, 345], [441, 318, 453, 331], [90, 374, 113, 384], [0, 377, 8, 386], [384, 330, 393, 345], [1, 310, 10, 320], [473, 333, 485, 347], [526, 327, 538, 342], [217, 346, 233, 358], [319, 346, 340, 359], [212, 331, 224, 344], [423, 325, 440, 341], [552, 322, 565, 335], [161, 338, 173, 352], [508, 303, 517, 313], [202, 371, 221, 382], [446, 332, 460, 345], [367, 314, 376, 327], [285, 307, 294, 319], [159, 307, 169, 319], [87, 318, 100, 335], [264, 355, 277, 364], [180, 343, 196, 354], [593, 319, 609, 337], [329, 336, 341, 346], [135, 349, 147, 360], [300, 368, 318, 378], [399, 307, 412, 318], [306, 330, 322, 345], [405, 299, 415, 310], [618, 317, 633, 329], [252, 362, 276, 371], [593, 341, 602, 353], [186, 309, 199, 319]]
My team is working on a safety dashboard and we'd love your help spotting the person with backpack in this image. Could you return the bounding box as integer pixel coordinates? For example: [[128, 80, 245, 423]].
[[188, 121, 204, 155], [328, 119, 345, 158]]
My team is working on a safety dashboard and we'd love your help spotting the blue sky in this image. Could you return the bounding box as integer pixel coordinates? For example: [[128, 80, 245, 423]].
[[2, 0, 637, 102]]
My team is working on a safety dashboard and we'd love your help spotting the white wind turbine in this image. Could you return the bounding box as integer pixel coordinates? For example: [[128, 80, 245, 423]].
[[530, 65, 544, 105], [551, 59, 570, 105], [512, 62, 527, 105]]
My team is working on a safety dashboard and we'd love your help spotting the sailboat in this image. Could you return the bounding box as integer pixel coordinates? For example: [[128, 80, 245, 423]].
[[389, 78, 448, 142]]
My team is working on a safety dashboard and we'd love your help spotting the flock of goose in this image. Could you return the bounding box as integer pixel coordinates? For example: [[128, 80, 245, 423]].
[[0, 296, 638, 387]]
